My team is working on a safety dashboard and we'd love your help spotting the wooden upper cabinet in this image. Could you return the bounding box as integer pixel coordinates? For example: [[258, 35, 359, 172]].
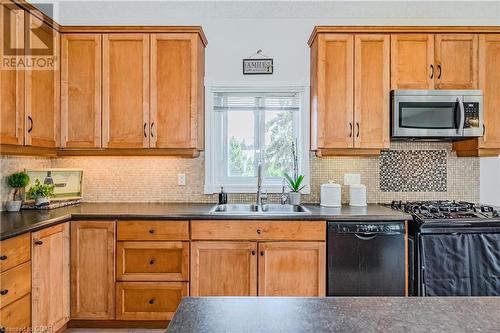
[[190, 241, 257, 296], [0, 3, 24, 146], [354, 34, 390, 149], [150, 33, 205, 149], [311, 34, 354, 149], [102, 34, 149, 148], [258, 242, 325, 297], [71, 221, 115, 320], [391, 34, 435, 89], [25, 14, 60, 148], [435, 34, 478, 89], [31, 223, 70, 332], [61, 34, 102, 148]]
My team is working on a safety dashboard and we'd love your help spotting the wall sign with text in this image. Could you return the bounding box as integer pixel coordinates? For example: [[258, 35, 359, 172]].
[[243, 58, 273, 75]]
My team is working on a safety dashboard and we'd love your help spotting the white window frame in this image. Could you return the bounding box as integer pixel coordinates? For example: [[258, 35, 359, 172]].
[[204, 81, 310, 194]]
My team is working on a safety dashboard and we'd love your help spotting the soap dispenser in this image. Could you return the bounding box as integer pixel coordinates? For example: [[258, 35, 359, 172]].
[[218, 187, 228, 204]]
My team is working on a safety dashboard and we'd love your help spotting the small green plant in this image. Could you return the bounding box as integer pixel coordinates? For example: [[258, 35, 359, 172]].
[[27, 179, 55, 200], [7, 172, 30, 201], [284, 173, 305, 193]]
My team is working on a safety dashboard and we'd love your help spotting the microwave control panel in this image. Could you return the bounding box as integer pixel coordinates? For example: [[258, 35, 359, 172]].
[[464, 102, 480, 128]]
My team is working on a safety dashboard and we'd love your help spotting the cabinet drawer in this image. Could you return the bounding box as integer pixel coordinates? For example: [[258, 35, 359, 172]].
[[117, 221, 189, 241], [191, 221, 326, 241], [117, 241, 189, 281], [0, 233, 30, 273], [116, 282, 188, 320], [0, 293, 31, 332], [0, 261, 31, 308]]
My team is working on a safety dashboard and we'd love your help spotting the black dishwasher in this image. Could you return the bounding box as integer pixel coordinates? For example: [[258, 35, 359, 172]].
[[327, 221, 407, 296]]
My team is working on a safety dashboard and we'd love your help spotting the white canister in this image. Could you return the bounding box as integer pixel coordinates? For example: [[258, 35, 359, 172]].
[[320, 182, 341, 207], [349, 184, 367, 207]]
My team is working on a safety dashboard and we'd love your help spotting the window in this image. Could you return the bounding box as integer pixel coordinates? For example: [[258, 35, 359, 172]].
[[205, 84, 309, 194]]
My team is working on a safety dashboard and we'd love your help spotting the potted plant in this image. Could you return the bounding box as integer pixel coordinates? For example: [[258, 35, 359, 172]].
[[27, 179, 55, 207], [6, 172, 30, 212], [284, 173, 305, 205]]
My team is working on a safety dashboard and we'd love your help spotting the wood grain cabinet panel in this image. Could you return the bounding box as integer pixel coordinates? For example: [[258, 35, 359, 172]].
[[0, 3, 24, 146], [116, 282, 188, 321], [117, 221, 189, 241], [71, 221, 115, 320], [354, 34, 390, 150], [435, 34, 478, 89], [25, 15, 60, 148], [117, 241, 189, 282], [190, 241, 257, 296], [258, 242, 326, 297], [150, 33, 204, 149], [0, 233, 30, 273], [31, 223, 70, 332], [102, 34, 149, 148], [0, 261, 31, 308], [391, 34, 435, 89], [61, 34, 102, 148], [0, 293, 31, 333], [311, 34, 354, 149]]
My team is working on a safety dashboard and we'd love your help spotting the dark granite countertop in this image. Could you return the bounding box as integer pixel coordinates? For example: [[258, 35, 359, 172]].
[[0, 203, 411, 240], [166, 297, 500, 333]]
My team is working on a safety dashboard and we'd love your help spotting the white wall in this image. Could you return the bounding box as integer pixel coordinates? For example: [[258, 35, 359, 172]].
[[33, 0, 500, 204]]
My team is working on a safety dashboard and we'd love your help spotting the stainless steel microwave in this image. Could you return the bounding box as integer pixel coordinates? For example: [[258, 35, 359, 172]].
[[391, 90, 483, 139]]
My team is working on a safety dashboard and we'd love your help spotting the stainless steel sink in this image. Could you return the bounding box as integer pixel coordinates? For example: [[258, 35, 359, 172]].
[[209, 204, 311, 215]]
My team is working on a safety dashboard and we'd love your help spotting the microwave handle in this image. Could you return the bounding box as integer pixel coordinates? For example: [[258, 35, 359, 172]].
[[457, 97, 465, 135]]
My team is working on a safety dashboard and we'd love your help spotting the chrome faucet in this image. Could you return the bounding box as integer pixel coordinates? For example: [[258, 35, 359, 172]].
[[281, 178, 288, 205], [252, 163, 267, 210]]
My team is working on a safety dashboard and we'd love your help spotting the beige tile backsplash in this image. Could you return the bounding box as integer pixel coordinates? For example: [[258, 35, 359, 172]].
[[0, 142, 479, 208]]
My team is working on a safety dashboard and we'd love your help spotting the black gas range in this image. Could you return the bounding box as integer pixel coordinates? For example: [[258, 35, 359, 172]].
[[389, 200, 500, 297]]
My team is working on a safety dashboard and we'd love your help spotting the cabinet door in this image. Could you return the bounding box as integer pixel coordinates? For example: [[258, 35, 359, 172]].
[[61, 34, 101, 148], [190, 241, 257, 296], [102, 34, 149, 148], [258, 242, 325, 297], [71, 221, 115, 320], [150, 33, 204, 149], [391, 34, 434, 89], [479, 34, 500, 149], [354, 34, 390, 149], [32, 223, 70, 332], [312, 34, 354, 149], [435, 34, 478, 89], [0, 3, 24, 145], [25, 15, 60, 148]]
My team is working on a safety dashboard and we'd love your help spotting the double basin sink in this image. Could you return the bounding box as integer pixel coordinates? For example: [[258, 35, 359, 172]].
[[209, 203, 311, 215]]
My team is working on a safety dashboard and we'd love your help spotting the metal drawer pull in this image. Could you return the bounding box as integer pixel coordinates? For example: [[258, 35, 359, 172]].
[[251, 250, 256, 256], [149, 259, 156, 265], [356, 123, 360, 138], [34, 240, 43, 245], [430, 64, 434, 79], [260, 251, 264, 256], [437, 64, 442, 79], [0, 289, 8, 296], [28, 116, 33, 133], [0, 255, 7, 260], [349, 123, 353, 137], [149, 298, 156, 305], [149, 229, 155, 234], [256, 229, 261, 234]]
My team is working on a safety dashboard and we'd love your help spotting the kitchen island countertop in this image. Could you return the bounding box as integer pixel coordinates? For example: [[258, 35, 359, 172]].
[[0, 202, 411, 240], [166, 296, 500, 333]]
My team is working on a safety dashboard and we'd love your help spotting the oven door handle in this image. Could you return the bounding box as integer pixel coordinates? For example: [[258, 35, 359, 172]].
[[457, 97, 465, 135]]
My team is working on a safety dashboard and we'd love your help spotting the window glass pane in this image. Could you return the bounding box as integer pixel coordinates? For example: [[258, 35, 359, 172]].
[[263, 109, 294, 177], [227, 110, 255, 177]]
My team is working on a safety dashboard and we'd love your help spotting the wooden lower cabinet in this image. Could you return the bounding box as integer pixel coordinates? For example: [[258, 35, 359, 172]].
[[71, 221, 116, 320], [0, 293, 31, 332], [0, 233, 30, 273], [116, 282, 188, 320], [258, 242, 326, 297], [0, 261, 31, 308], [31, 223, 70, 332], [190, 241, 257, 296]]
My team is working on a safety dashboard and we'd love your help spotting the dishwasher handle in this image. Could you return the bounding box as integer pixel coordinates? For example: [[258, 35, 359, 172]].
[[354, 233, 378, 241]]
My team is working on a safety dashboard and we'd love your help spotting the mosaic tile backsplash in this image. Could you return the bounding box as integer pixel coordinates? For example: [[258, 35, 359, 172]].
[[0, 142, 479, 208]]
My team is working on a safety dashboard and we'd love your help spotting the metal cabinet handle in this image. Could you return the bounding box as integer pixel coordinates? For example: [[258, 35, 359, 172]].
[[149, 229, 155, 234], [0, 290, 8, 296], [149, 259, 155, 265], [150, 122, 154, 138], [260, 251, 264, 256], [349, 123, 353, 138], [144, 123, 147, 138], [34, 240, 43, 245], [356, 123, 360, 138], [0, 255, 7, 261], [437, 64, 442, 79], [430, 64, 434, 79], [256, 229, 261, 234], [28, 116, 33, 133], [251, 250, 256, 256], [483, 124, 486, 136], [149, 298, 155, 305]]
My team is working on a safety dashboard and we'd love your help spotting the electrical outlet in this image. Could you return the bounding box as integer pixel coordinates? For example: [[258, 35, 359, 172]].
[[344, 173, 361, 186], [178, 173, 186, 186]]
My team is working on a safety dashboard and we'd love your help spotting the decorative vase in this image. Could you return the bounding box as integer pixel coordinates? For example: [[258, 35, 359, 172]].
[[35, 196, 50, 207], [5, 200, 22, 212], [288, 192, 301, 205]]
